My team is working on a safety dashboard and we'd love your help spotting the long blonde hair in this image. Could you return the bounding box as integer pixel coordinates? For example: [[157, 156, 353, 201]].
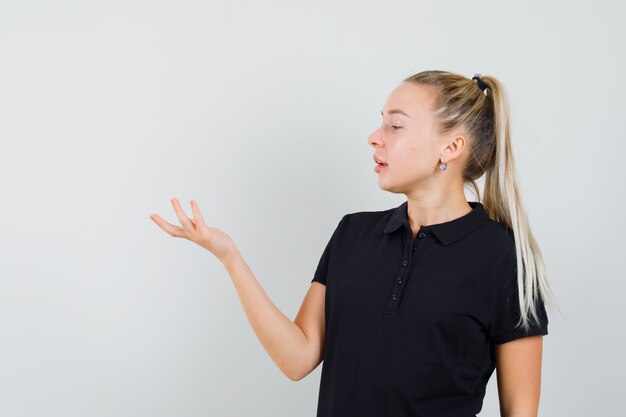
[[404, 70, 559, 331]]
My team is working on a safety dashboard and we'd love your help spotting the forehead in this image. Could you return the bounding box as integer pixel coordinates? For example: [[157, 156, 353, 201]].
[[382, 82, 436, 120]]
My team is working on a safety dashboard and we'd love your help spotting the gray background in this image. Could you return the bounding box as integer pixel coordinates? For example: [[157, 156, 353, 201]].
[[1, 0, 623, 416]]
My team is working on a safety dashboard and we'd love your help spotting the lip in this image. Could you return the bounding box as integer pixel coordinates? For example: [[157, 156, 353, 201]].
[[373, 155, 387, 165]]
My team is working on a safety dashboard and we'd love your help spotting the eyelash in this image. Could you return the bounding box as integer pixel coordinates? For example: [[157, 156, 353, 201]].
[[391, 125, 401, 130]]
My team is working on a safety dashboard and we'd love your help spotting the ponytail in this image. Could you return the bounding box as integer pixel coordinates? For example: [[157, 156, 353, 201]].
[[480, 75, 559, 331]]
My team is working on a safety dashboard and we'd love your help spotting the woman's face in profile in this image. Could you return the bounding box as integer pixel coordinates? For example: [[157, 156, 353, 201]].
[[368, 82, 444, 193]]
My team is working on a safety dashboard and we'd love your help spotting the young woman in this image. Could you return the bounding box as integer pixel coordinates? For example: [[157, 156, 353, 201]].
[[150, 70, 556, 417]]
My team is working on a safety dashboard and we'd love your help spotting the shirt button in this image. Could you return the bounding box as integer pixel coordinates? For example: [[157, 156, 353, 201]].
[[418, 232, 426, 238], [402, 260, 408, 267], [396, 278, 403, 284], [391, 294, 397, 301]]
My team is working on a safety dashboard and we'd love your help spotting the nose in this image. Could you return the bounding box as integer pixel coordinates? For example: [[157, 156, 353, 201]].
[[367, 126, 383, 148]]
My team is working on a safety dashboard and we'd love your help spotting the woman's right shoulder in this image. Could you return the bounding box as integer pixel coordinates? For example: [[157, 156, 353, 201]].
[[335, 205, 398, 237]]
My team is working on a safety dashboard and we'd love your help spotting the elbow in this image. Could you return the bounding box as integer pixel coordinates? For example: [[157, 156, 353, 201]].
[[277, 360, 304, 381], [278, 340, 323, 382], [283, 367, 304, 382], [283, 362, 317, 382], [288, 373, 304, 382]]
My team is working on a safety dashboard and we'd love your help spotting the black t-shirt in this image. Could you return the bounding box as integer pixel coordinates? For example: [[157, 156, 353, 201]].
[[310, 200, 549, 417]]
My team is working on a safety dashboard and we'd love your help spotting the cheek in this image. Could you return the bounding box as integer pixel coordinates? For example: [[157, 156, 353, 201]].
[[393, 151, 417, 174], [398, 142, 419, 161], [389, 137, 421, 167], [393, 143, 432, 173]]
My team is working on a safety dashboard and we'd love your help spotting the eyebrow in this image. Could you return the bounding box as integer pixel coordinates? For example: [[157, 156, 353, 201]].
[[380, 109, 410, 118]]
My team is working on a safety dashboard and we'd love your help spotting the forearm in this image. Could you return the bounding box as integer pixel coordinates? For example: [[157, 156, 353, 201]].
[[220, 249, 310, 381]]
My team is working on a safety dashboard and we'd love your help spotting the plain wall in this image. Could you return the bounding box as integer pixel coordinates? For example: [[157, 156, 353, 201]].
[[1, 0, 624, 416]]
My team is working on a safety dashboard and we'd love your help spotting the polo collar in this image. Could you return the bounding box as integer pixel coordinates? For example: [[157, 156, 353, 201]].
[[383, 200, 490, 245]]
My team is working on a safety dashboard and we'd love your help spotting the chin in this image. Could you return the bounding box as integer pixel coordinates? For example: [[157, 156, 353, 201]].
[[377, 180, 403, 194]]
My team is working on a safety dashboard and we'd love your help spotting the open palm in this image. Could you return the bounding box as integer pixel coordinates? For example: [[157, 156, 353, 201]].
[[150, 198, 236, 262]]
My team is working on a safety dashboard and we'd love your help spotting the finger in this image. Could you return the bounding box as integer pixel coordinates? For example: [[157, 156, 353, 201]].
[[171, 198, 194, 231], [190, 200, 207, 226], [150, 213, 186, 237]]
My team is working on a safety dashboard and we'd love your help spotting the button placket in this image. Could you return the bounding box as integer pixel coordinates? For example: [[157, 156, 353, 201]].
[[385, 229, 415, 313], [385, 228, 430, 314]]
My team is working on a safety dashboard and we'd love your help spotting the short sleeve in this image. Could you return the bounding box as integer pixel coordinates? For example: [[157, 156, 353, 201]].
[[489, 271, 549, 344], [311, 215, 346, 286]]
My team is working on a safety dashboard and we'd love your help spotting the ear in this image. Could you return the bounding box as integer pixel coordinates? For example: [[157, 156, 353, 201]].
[[441, 134, 467, 163]]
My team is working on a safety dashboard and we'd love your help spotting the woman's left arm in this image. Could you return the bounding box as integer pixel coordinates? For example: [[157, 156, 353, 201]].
[[495, 335, 544, 417]]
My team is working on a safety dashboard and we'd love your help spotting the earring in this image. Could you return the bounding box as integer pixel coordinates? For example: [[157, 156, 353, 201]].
[[439, 158, 447, 171]]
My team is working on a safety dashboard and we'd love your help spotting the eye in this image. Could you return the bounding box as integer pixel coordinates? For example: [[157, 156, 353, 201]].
[[391, 125, 401, 130]]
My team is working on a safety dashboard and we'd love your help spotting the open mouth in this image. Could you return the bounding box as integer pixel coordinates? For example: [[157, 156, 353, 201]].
[[374, 156, 387, 166]]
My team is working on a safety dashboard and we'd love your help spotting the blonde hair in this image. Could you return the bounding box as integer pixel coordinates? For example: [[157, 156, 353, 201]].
[[403, 70, 559, 332]]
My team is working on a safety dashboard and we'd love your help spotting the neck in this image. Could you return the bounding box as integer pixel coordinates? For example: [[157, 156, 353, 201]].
[[406, 197, 473, 230]]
